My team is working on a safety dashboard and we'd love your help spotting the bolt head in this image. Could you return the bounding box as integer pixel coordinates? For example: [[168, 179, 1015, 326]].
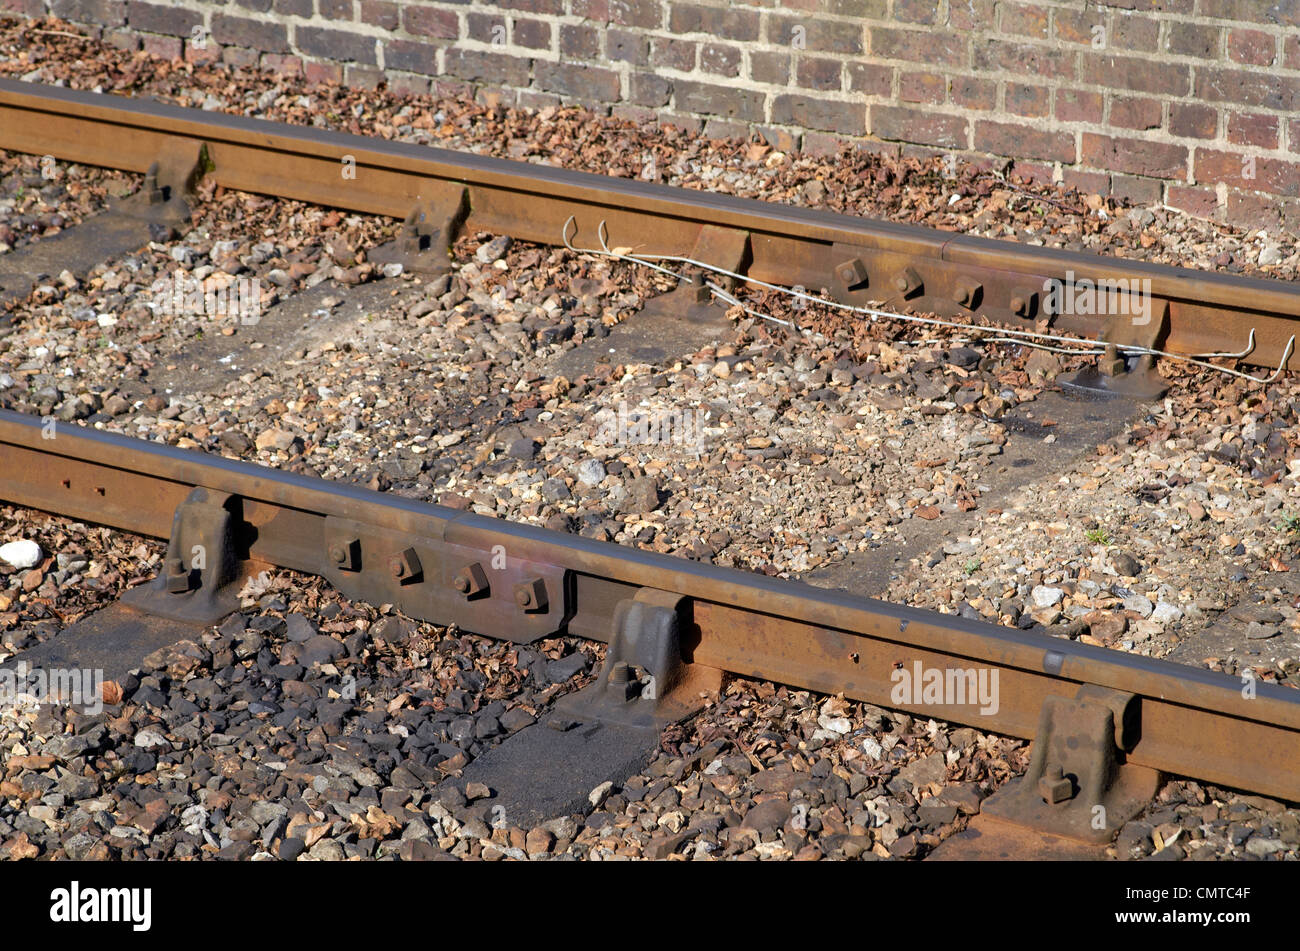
[[515, 588, 532, 607], [389, 556, 406, 578], [894, 275, 908, 291], [1011, 296, 1026, 315], [329, 544, 346, 565], [453, 574, 470, 593]]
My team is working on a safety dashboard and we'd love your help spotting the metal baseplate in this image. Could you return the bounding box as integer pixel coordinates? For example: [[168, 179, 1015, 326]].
[[370, 183, 470, 277], [110, 140, 208, 239], [980, 684, 1161, 844], [557, 587, 720, 730], [1060, 300, 1171, 400], [121, 488, 247, 624]]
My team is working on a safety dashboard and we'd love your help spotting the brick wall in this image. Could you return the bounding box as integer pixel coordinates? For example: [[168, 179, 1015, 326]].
[[5, 0, 1298, 233]]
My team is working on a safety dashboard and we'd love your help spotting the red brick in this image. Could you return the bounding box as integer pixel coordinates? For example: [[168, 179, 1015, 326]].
[[212, 15, 288, 52], [768, 16, 863, 53], [870, 28, 965, 66], [1062, 168, 1110, 196], [797, 57, 841, 90], [652, 39, 695, 71], [389, 75, 431, 97], [848, 62, 891, 95], [444, 48, 531, 85], [141, 33, 182, 59], [702, 117, 749, 141], [607, 28, 647, 64], [360, 1, 398, 30], [1005, 82, 1050, 117], [610, 0, 660, 28], [384, 39, 440, 74], [1287, 36, 1300, 70], [1195, 149, 1300, 197], [1081, 133, 1187, 179], [465, 9, 503, 38], [1169, 102, 1218, 139], [1165, 22, 1220, 57], [1109, 15, 1160, 51], [947, 0, 994, 30], [1228, 28, 1276, 66], [629, 71, 671, 107], [1195, 67, 1300, 110], [1166, 184, 1219, 218], [950, 75, 996, 110], [346, 66, 384, 91], [900, 71, 945, 104], [404, 6, 457, 39], [752, 51, 790, 85], [974, 120, 1074, 162], [297, 26, 378, 63], [559, 23, 600, 59], [675, 80, 765, 122], [1053, 8, 1097, 45], [870, 106, 968, 149], [1228, 112, 1279, 149], [668, 3, 761, 40], [702, 43, 741, 77], [772, 94, 866, 134], [893, 0, 938, 24], [1008, 160, 1052, 185], [185, 41, 221, 65], [804, 132, 847, 158], [999, 2, 1049, 38], [513, 18, 551, 49], [823, 0, 888, 16], [318, 0, 352, 19], [50, 0, 126, 27], [517, 90, 561, 110], [261, 52, 303, 75], [573, 0, 608, 20], [127, 1, 200, 36], [1056, 88, 1103, 123], [1080, 53, 1189, 96], [1110, 174, 1162, 206], [974, 39, 1074, 79], [535, 61, 620, 101], [303, 60, 344, 84], [1291, 119, 1300, 154], [497, 0, 563, 12], [1110, 96, 1162, 131], [221, 46, 260, 68], [1224, 191, 1285, 233]]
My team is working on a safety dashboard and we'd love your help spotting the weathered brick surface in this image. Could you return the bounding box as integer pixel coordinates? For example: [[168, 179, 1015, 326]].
[[975, 120, 1073, 162], [211, 14, 288, 53], [21, 0, 1300, 229]]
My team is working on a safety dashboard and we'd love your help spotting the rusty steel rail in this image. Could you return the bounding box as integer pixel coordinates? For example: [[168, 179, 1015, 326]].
[[1, 77, 1300, 370], [1, 407, 1298, 805]]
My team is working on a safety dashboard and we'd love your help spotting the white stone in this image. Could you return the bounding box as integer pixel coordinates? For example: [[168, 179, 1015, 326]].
[[1151, 602, 1183, 625], [0, 540, 41, 569], [1122, 593, 1154, 618], [1030, 585, 1064, 609]]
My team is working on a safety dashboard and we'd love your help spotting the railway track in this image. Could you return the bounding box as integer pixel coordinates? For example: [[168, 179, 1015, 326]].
[[2, 76, 1300, 860]]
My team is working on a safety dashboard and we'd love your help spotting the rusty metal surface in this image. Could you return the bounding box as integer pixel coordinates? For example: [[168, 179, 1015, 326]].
[[2, 408, 1299, 804], [1, 78, 1299, 369]]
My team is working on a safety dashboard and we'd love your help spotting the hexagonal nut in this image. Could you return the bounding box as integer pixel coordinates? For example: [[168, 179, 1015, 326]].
[[513, 577, 549, 613]]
